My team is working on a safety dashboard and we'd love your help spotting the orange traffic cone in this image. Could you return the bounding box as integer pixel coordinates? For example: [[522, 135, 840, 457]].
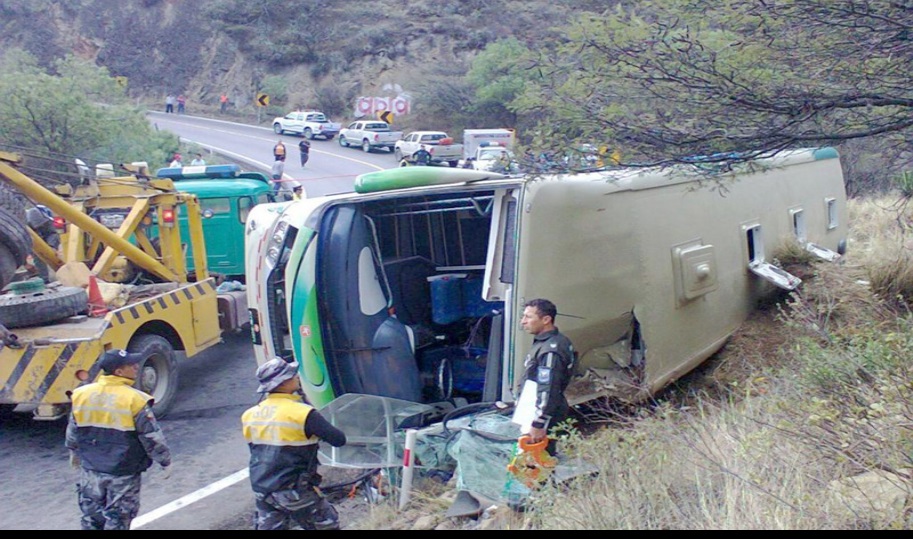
[[87, 274, 108, 317]]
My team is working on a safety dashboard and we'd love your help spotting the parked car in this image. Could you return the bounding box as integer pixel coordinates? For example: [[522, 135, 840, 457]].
[[338, 121, 403, 153], [464, 142, 520, 173], [394, 131, 464, 167], [272, 111, 341, 140]]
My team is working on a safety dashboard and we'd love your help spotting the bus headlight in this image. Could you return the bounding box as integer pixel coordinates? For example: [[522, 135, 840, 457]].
[[266, 221, 289, 266]]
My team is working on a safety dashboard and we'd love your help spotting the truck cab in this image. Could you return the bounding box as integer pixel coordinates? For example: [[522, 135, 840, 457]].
[[156, 164, 274, 281]]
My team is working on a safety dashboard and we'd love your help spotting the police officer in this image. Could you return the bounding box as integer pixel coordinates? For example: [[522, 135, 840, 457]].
[[520, 298, 576, 455], [242, 358, 347, 530], [65, 349, 172, 531], [412, 145, 432, 166]]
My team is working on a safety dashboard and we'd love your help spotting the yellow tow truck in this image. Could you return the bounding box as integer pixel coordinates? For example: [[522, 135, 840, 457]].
[[0, 151, 246, 420]]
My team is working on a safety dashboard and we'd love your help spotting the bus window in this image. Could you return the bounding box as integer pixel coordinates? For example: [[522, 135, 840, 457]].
[[239, 197, 253, 224]]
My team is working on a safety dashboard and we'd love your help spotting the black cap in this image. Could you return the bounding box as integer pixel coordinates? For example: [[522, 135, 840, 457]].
[[99, 349, 144, 374]]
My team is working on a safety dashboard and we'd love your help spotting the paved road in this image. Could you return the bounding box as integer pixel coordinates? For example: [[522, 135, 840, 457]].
[[0, 114, 396, 530], [147, 112, 398, 197], [0, 331, 258, 530]]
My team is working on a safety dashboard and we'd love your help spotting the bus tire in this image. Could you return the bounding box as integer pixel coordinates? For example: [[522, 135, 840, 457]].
[[129, 334, 179, 419], [0, 286, 88, 329]]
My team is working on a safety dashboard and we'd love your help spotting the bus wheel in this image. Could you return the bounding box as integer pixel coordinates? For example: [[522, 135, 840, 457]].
[[129, 334, 179, 418]]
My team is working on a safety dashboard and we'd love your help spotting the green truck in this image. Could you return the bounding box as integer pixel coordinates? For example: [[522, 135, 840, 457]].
[[156, 164, 275, 281]]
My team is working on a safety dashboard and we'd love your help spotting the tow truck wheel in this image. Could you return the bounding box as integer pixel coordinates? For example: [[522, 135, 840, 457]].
[[0, 207, 32, 289], [304, 128, 313, 140], [362, 140, 372, 153], [0, 245, 19, 293], [0, 404, 17, 420], [338, 136, 349, 148], [129, 334, 179, 419], [394, 149, 403, 162], [0, 286, 88, 329], [273, 124, 283, 135]]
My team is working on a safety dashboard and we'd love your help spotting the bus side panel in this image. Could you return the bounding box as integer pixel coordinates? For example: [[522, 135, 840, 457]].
[[513, 180, 642, 397], [630, 157, 847, 392], [512, 156, 847, 400]]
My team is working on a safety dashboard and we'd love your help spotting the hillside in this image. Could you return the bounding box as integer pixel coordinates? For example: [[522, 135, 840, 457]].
[[0, 0, 610, 119]]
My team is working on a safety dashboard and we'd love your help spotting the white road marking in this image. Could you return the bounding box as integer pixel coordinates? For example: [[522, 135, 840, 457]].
[[130, 468, 250, 530]]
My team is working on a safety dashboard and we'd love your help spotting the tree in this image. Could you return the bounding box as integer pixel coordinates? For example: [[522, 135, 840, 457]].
[[0, 50, 179, 184], [519, 0, 913, 171], [466, 37, 532, 128]]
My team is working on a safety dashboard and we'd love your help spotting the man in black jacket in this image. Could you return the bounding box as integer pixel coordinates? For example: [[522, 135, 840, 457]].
[[66, 349, 172, 530], [520, 298, 576, 455], [242, 358, 347, 530], [298, 139, 310, 168]]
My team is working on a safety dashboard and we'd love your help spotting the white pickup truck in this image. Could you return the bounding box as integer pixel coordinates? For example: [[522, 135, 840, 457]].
[[338, 121, 403, 153], [464, 142, 520, 173], [272, 111, 341, 140], [394, 131, 464, 167]]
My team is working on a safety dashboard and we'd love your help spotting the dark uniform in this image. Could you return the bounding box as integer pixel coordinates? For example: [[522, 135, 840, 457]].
[[242, 393, 347, 530], [524, 327, 576, 449], [65, 374, 171, 530], [412, 147, 432, 166], [299, 140, 310, 167]]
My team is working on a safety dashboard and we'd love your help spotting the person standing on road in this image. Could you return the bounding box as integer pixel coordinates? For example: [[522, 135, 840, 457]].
[[65, 349, 172, 531], [270, 158, 286, 195], [177, 94, 186, 115], [165, 94, 175, 114], [242, 358, 347, 530], [298, 139, 310, 168], [220, 93, 229, 114], [520, 298, 577, 456], [412, 145, 432, 166], [273, 140, 287, 162]]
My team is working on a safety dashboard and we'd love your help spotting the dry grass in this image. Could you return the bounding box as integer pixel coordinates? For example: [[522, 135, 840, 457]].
[[849, 196, 913, 303]]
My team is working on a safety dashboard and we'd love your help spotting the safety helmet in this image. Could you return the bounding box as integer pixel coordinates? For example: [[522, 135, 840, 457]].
[[256, 357, 299, 393]]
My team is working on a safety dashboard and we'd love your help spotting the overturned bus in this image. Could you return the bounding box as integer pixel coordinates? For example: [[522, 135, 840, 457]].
[[245, 148, 848, 410]]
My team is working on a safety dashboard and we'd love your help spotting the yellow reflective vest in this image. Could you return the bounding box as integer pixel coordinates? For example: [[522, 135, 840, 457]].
[[70, 375, 154, 474], [242, 393, 320, 493]]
